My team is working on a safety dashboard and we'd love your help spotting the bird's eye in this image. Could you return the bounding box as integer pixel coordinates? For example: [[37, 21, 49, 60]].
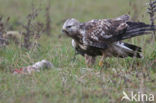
[[67, 25, 72, 28]]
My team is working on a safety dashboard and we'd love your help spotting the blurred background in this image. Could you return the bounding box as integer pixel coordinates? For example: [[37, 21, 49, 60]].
[[0, 0, 155, 103]]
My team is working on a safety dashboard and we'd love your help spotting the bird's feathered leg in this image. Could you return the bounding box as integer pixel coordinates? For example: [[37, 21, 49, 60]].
[[85, 54, 96, 68], [99, 53, 107, 78], [99, 53, 105, 67]]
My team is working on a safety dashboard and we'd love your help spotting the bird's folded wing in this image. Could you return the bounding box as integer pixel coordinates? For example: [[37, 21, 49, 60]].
[[82, 15, 130, 49]]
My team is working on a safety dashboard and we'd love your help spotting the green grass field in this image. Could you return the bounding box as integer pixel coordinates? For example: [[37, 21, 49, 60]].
[[0, 0, 156, 103]]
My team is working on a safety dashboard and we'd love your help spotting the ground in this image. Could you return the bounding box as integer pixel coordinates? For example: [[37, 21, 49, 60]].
[[0, 0, 156, 103]]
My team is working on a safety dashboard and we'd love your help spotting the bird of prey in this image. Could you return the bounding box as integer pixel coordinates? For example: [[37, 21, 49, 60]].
[[62, 15, 156, 67]]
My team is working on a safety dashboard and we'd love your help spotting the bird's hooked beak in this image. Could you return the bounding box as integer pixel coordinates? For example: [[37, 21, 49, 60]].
[[62, 23, 68, 35], [62, 29, 67, 33], [62, 29, 68, 34]]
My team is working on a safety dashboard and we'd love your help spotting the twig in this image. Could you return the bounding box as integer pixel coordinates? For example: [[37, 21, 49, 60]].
[[45, 0, 51, 36], [147, 0, 156, 39], [0, 16, 9, 46], [22, 4, 43, 49]]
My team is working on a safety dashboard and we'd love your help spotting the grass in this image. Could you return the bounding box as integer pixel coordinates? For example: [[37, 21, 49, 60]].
[[0, 0, 156, 103]]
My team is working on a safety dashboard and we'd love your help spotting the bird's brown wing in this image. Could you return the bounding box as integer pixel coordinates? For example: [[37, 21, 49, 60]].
[[82, 15, 130, 49], [113, 14, 130, 22]]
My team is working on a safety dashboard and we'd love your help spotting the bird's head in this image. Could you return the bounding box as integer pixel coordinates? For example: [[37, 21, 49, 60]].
[[62, 18, 80, 37]]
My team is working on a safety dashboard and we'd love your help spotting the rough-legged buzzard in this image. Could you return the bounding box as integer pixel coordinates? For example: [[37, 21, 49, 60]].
[[62, 15, 155, 67]]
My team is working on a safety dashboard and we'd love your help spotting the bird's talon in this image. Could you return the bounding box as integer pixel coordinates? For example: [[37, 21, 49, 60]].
[[99, 61, 103, 67]]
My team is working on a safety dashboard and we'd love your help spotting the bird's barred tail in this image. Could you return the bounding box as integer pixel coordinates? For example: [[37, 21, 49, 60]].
[[116, 42, 143, 58], [123, 43, 142, 58], [122, 21, 156, 39]]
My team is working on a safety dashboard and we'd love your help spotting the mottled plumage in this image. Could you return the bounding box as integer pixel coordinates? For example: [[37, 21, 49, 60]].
[[62, 15, 155, 66]]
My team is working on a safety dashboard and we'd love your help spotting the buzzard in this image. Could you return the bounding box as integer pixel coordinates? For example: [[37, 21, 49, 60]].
[[62, 15, 155, 67]]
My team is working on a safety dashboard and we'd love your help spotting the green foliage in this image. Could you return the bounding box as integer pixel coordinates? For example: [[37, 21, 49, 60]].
[[150, 49, 156, 60]]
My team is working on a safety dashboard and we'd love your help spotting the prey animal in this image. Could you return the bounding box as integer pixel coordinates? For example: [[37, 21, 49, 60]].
[[62, 15, 156, 67]]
